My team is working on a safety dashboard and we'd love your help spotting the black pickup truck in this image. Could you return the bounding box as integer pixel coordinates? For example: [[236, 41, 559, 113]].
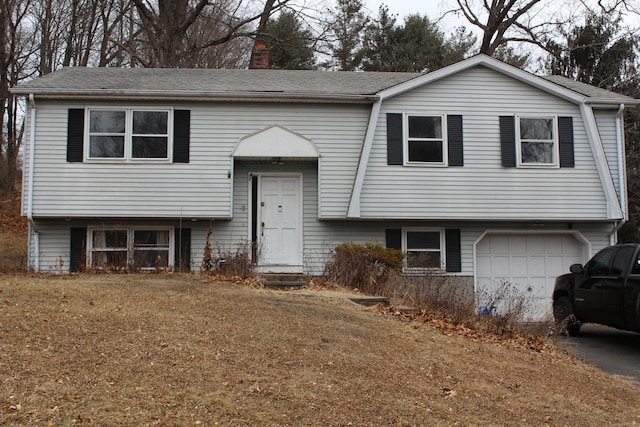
[[553, 243, 640, 336]]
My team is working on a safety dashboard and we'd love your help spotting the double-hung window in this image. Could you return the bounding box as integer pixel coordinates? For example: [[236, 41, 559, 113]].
[[517, 116, 557, 166], [405, 114, 446, 165], [403, 228, 444, 271], [88, 109, 170, 161], [89, 227, 172, 270]]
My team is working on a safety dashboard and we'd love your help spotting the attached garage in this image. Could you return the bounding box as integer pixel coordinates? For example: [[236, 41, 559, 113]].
[[475, 232, 589, 320]]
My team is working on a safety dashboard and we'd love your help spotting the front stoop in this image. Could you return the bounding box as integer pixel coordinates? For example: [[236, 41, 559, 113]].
[[262, 273, 307, 290]]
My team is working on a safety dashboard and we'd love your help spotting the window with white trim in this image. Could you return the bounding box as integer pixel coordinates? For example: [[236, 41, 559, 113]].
[[87, 108, 171, 160], [403, 228, 445, 270], [517, 116, 557, 166], [88, 227, 172, 270], [405, 114, 446, 164]]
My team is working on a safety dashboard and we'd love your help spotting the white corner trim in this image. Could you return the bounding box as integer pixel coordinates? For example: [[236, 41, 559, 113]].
[[347, 100, 382, 218], [579, 103, 623, 219]]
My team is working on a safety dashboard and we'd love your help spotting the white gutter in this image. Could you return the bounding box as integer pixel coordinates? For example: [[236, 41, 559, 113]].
[[347, 99, 382, 218], [579, 103, 623, 220], [10, 89, 378, 105], [27, 94, 39, 271]]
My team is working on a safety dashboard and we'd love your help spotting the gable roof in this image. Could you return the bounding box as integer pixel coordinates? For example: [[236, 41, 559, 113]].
[[11, 67, 420, 103]]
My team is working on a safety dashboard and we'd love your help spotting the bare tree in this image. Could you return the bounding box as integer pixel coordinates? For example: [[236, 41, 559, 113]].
[[1, 0, 33, 193], [455, 0, 544, 56], [132, 0, 291, 67]]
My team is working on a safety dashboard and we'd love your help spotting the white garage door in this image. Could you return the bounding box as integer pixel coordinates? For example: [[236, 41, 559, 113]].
[[475, 233, 585, 320]]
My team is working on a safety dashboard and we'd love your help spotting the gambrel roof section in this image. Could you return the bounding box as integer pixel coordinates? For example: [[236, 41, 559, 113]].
[[347, 54, 639, 219], [12, 67, 420, 103], [377, 54, 637, 104]]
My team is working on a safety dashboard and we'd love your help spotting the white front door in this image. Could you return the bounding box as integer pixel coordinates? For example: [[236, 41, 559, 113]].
[[258, 175, 303, 272]]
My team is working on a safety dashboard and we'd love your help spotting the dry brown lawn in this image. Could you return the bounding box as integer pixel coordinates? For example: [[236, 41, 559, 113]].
[[1, 274, 639, 426]]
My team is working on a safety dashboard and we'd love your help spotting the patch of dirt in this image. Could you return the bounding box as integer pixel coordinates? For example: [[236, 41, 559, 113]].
[[1, 274, 638, 426]]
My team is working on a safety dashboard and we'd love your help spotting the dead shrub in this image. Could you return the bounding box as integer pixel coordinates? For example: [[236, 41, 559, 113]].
[[202, 238, 257, 278], [388, 273, 475, 325], [323, 241, 404, 295]]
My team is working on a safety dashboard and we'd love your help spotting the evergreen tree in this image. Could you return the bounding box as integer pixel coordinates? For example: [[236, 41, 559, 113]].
[[264, 11, 316, 70]]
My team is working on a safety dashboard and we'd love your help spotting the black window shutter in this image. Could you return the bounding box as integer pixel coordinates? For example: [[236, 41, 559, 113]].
[[385, 229, 402, 250], [175, 228, 191, 272], [386, 113, 403, 165], [67, 109, 84, 162], [445, 229, 461, 273], [558, 116, 575, 168], [173, 110, 190, 163], [70, 227, 87, 272], [499, 116, 516, 167], [447, 115, 464, 166]]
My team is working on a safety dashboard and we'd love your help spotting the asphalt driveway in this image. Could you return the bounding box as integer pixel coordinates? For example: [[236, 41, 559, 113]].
[[554, 324, 640, 385]]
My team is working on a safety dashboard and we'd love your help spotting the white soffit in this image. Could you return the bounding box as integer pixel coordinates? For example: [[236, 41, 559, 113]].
[[232, 125, 320, 159]]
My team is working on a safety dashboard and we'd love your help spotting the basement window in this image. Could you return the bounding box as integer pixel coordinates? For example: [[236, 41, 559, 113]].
[[88, 227, 172, 270], [403, 228, 444, 271]]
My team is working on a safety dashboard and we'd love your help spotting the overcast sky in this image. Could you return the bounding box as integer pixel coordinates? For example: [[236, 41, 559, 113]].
[[363, 0, 463, 32]]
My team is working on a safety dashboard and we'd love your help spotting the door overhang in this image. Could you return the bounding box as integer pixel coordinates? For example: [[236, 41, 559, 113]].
[[232, 125, 320, 160]]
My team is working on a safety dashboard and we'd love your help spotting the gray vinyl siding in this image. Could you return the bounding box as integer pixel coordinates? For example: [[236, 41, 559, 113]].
[[27, 100, 368, 219], [360, 66, 608, 220]]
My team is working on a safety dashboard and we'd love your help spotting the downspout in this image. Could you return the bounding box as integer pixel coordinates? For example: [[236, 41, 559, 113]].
[[610, 103, 627, 244], [27, 94, 39, 271]]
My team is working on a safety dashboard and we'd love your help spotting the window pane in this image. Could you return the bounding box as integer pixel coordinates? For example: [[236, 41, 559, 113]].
[[93, 230, 127, 248], [134, 230, 170, 247], [407, 231, 440, 250], [90, 111, 125, 133], [521, 141, 553, 163], [92, 251, 128, 268], [408, 140, 443, 162], [90, 136, 125, 158], [409, 116, 442, 139], [611, 247, 635, 276], [133, 250, 169, 269], [133, 111, 168, 134], [407, 251, 441, 269], [520, 118, 552, 140], [132, 136, 168, 158], [586, 247, 614, 276]]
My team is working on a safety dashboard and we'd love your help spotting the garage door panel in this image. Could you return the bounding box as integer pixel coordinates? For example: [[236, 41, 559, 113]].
[[526, 237, 546, 253], [493, 256, 511, 276], [510, 237, 527, 254]]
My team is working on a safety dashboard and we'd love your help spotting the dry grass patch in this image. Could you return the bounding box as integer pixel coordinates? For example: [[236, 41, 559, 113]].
[[1, 274, 639, 426]]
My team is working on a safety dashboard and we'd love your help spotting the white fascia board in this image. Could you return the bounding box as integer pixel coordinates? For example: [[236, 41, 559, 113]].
[[378, 54, 586, 104], [580, 103, 623, 219], [347, 100, 382, 218]]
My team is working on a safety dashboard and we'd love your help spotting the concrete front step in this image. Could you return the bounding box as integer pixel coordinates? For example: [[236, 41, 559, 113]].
[[346, 296, 390, 307], [262, 273, 307, 289]]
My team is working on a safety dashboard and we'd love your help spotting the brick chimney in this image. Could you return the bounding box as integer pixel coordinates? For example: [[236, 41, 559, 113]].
[[250, 43, 269, 69]]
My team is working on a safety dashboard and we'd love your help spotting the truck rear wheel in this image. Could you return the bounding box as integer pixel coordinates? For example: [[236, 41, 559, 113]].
[[553, 296, 581, 336]]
